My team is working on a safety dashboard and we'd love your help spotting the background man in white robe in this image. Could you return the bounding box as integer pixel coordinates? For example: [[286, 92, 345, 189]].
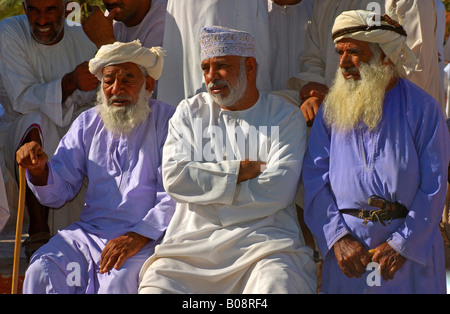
[[82, 0, 167, 98], [138, 26, 317, 294], [267, 0, 316, 250], [267, 0, 314, 103], [267, 0, 314, 92], [156, 0, 272, 107], [287, 0, 445, 127], [0, 0, 98, 259]]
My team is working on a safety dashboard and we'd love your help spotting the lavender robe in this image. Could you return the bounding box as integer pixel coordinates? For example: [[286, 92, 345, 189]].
[[22, 100, 176, 294], [303, 78, 450, 293]]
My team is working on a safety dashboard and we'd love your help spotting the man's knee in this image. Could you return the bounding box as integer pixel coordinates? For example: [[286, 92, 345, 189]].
[[23, 257, 51, 294], [23, 254, 78, 294]]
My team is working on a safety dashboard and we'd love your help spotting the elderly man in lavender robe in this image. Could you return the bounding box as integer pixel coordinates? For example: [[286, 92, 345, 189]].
[[0, 0, 99, 259], [303, 9, 450, 294], [16, 40, 176, 294]]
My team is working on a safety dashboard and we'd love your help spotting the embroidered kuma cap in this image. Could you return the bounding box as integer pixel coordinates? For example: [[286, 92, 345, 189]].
[[199, 26, 256, 61]]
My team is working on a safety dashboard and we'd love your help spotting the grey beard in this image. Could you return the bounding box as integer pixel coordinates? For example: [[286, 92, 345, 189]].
[[207, 59, 248, 108], [96, 84, 152, 136]]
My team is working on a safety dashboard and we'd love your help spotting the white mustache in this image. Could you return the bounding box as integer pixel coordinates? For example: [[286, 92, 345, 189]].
[[207, 79, 230, 90], [109, 95, 133, 105], [342, 66, 359, 73]]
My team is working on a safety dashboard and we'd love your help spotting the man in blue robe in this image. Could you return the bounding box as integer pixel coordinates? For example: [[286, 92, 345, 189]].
[[303, 10, 450, 293], [16, 41, 175, 294]]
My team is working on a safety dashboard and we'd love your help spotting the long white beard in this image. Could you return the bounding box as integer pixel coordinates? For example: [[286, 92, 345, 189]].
[[323, 60, 393, 133], [96, 84, 152, 136], [207, 59, 248, 108]]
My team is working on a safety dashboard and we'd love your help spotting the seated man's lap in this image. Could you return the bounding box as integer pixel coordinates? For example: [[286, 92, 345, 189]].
[[24, 223, 154, 294]]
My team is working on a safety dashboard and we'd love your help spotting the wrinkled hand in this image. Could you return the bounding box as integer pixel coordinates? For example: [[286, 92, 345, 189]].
[[16, 141, 49, 185], [299, 82, 328, 101], [237, 160, 266, 183], [371, 242, 406, 281], [83, 6, 117, 48], [62, 61, 99, 102], [299, 82, 328, 127], [300, 96, 322, 127], [100, 232, 150, 274], [333, 234, 371, 278], [72, 61, 99, 92], [16, 141, 47, 169]]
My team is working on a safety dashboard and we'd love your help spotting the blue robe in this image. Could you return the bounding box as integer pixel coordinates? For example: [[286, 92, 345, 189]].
[[303, 78, 450, 293], [23, 100, 176, 294]]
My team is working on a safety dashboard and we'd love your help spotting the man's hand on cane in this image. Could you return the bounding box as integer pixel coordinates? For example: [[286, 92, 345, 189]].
[[16, 141, 49, 186]]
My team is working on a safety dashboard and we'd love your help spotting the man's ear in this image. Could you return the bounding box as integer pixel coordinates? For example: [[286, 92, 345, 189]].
[[145, 76, 155, 93], [379, 51, 393, 67], [245, 57, 257, 79]]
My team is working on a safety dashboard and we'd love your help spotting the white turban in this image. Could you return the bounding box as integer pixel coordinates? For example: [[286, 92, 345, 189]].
[[332, 10, 417, 77], [89, 40, 165, 80], [199, 26, 256, 61]]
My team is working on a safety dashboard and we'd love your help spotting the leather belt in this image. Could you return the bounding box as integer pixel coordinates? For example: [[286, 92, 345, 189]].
[[339, 195, 409, 227]]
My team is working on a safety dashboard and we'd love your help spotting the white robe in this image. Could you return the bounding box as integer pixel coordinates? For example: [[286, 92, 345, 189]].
[[156, 0, 272, 106], [111, 0, 167, 99], [444, 64, 450, 120], [112, 0, 166, 48], [139, 92, 317, 294], [0, 16, 97, 233], [267, 0, 314, 91], [286, 0, 445, 116], [389, 0, 445, 115]]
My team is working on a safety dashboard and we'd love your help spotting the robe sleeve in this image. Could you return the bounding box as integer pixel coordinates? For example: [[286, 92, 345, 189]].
[[286, 3, 327, 91], [26, 114, 87, 208], [387, 91, 450, 265], [162, 104, 241, 205], [302, 109, 350, 259]]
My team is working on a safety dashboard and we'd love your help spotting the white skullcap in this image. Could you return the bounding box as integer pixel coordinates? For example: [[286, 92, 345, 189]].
[[89, 40, 165, 80], [332, 10, 417, 77], [199, 26, 256, 61]]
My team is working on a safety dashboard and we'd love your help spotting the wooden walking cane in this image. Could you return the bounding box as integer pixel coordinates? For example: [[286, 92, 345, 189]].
[[11, 165, 26, 294]]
